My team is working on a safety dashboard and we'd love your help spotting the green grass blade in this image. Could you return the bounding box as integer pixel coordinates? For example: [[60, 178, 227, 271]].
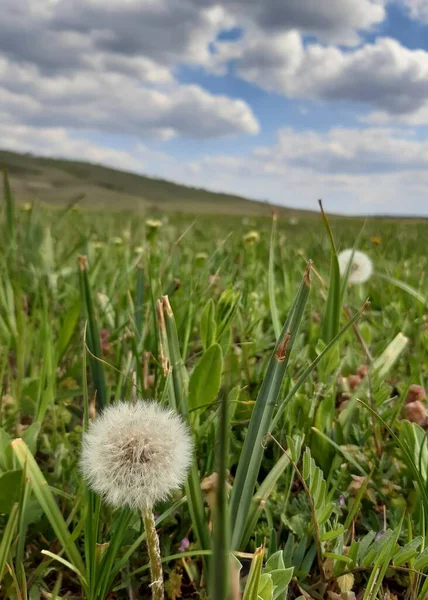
[[135, 265, 144, 343], [0, 503, 19, 581], [358, 400, 428, 535], [319, 200, 341, 343], [78, 256, 107, 410], [162, 295, 189, 413], [271, 300, 369, 431], [269, 213, 281, 339], [230, 262, 311, 551], [375, 272, 427, 306], [3, 168, 16, 253], [159, 296, 211, 567], [11, 438, 86, 580], [211, 391, 232, 600], [241, 450, 292, 549]]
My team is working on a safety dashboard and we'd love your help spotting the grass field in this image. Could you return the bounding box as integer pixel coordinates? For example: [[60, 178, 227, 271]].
[[1, 167, 428, 600]]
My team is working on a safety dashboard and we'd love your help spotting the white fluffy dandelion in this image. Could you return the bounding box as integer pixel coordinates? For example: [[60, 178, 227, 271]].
[[80, 400, 192, 510], [338, 249, 373, 285]]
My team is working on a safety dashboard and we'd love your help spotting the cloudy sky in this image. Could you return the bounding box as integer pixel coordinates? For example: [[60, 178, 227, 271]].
[[3, 1, 428, 215]]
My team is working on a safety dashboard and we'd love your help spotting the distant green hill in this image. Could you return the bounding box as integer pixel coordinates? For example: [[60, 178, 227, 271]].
[[0, 149, 315, 217]]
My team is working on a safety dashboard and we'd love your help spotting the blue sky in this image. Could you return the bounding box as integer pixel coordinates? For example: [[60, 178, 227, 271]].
[[2, 0, 428, 215]]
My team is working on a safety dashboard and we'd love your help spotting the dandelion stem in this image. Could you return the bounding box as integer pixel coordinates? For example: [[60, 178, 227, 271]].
[[142, 506, 164, 600]]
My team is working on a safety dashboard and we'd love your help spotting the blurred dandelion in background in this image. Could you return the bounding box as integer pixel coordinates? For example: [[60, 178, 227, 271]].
[[338, 249, 373, 285]]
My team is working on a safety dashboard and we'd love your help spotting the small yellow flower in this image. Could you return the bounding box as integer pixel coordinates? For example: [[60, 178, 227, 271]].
[[194, 252, 208, 266], [243, 230, 260, 244], [134, 246, 144, 254], [145, 218, 162, 229], [370, 236, 382, 245], [20, 202, 32, 212], [111, 236, 123, 246]]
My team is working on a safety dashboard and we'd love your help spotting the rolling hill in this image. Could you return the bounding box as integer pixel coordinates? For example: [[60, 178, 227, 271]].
[[0, 149, 312, 217]]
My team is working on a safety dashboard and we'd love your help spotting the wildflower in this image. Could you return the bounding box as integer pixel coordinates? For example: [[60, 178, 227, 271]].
[[243, 230, 260, 245], [178, 538, 190, 552], [338, 249, 373, 285], [371, 236, 382, 245], [348, 374, 362, 391], [356, 365, 368, 378], [80, 400, 192, 509], [145, 218, 162, 230], [20, 202, 32, 212], [405, 384, 426, 404], [99, 328, 111, 353], [134, 246, 144, 254], [404, 401, 427, 426], [194, 252, 208, 266], [375, 530, 385, 541], [111, 236, 123, 246], [339, 495, 346, 507]]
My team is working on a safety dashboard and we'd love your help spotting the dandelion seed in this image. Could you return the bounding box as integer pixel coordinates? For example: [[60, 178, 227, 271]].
[[338, 249, 373, 285], [80, 400, 192, 510]]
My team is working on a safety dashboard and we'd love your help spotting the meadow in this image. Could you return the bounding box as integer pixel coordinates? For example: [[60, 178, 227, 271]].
[[1, 168, 428, 600]]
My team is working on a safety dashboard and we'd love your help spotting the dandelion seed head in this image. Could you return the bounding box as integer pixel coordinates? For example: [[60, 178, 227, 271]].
[[80, 400, 193, 509], [338, 249, 373, 285]]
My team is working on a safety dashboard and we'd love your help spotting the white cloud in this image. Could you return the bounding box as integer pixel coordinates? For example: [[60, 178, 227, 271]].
[[213, 34, 428, 121], [223, 0, 385, 44], [0, 58, 259, 140], [5, 121, 427, 215], [398, 0, 428, 22], [0, 0, 259, 140], [0, 123, 150, 172], [169, 126, 428, 215]]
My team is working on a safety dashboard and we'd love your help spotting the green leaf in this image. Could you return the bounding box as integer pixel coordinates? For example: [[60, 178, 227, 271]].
[[243, 546, 265, 600], [393, 537, 423, 567], [200, 299, 217, 351], [21, 422, 41, 455], [56, 300, 81, 359], [0, 428, 14, 471], [320, 527, 345, 542], [258, 574, 273, 600], [264, 552, 294, 600], [188, 343, 223, 413], [0, 470, 22, 513]]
